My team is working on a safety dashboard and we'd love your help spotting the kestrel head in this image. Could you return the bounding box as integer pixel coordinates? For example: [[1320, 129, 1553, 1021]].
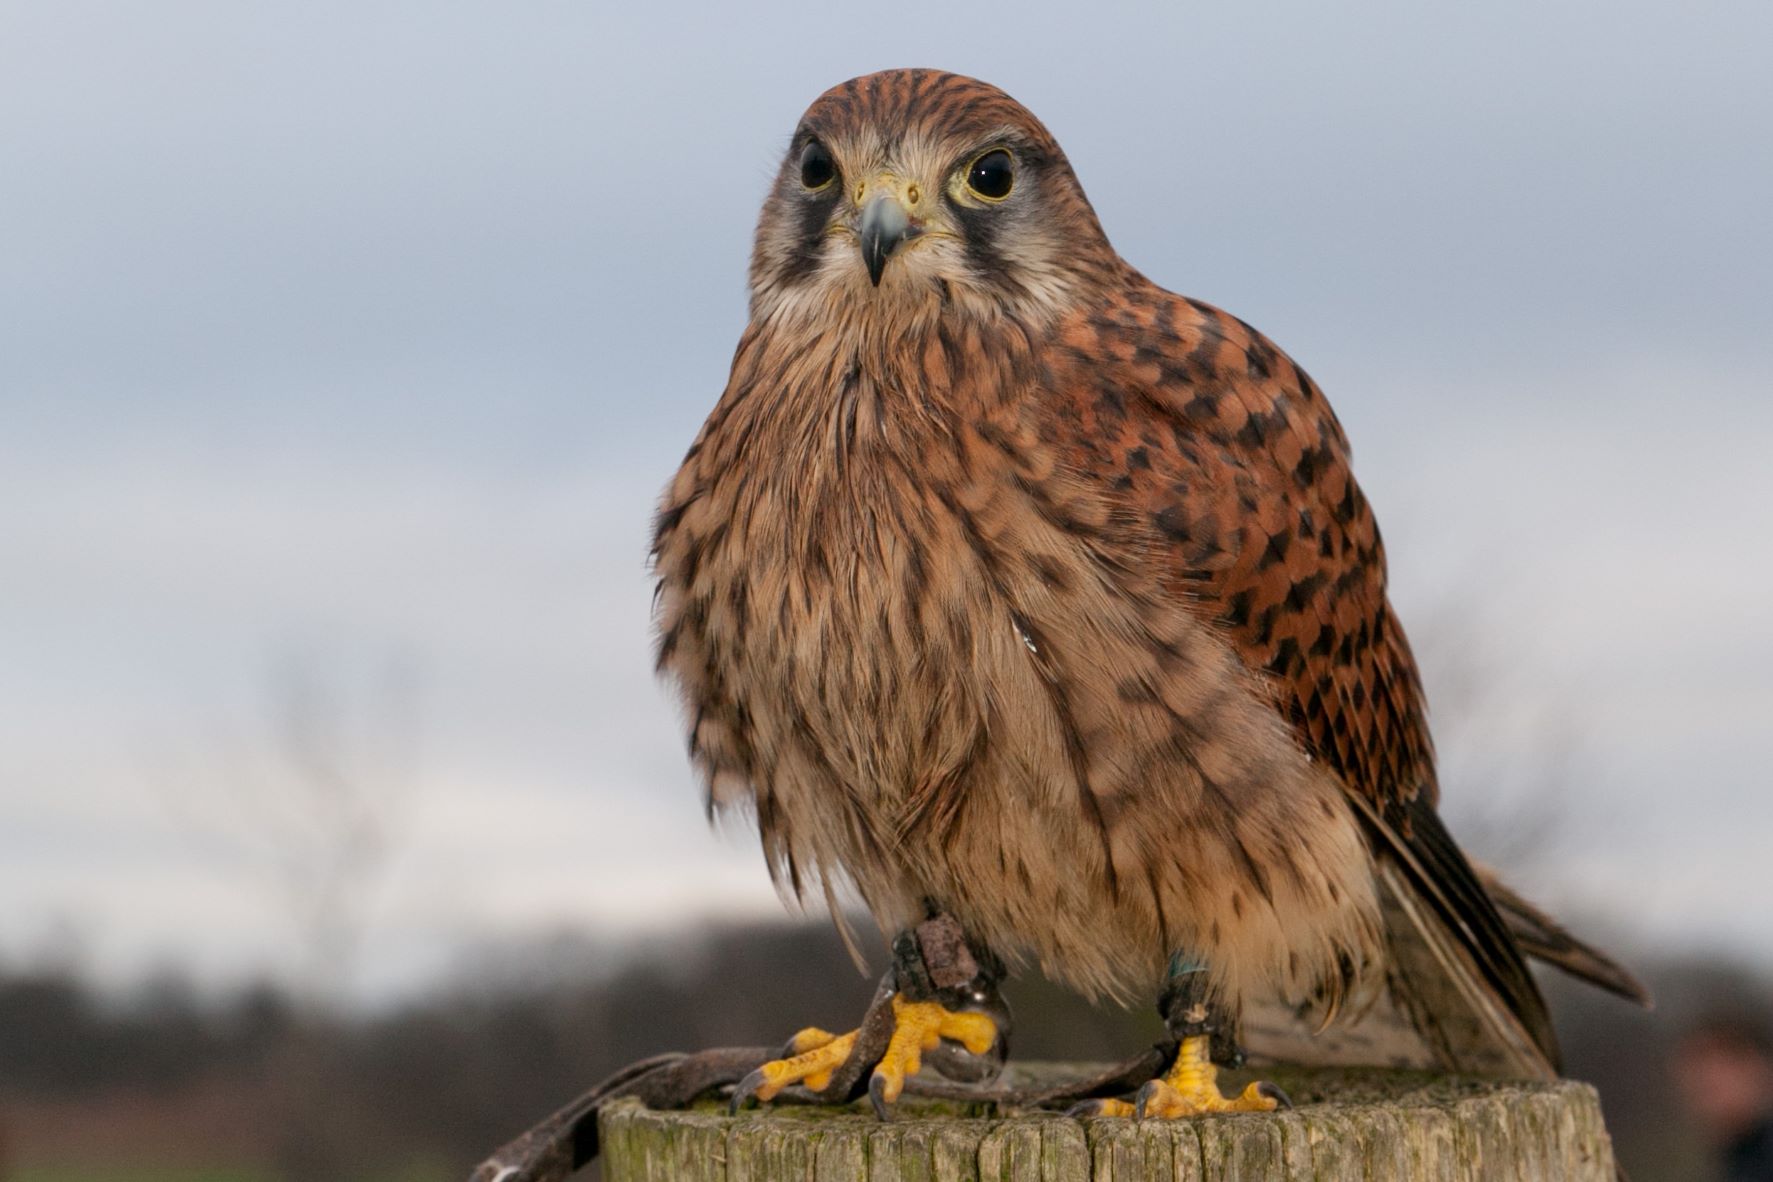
[[749, 70, 1121, 324]]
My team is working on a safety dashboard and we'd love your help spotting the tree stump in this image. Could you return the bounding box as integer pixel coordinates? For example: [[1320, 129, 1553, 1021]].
[[597, 1064, 1617, 1181]]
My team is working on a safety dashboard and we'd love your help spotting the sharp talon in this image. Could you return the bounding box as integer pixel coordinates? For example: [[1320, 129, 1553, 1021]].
[[1257, 1080, 1293, 1110], [1133, 1080, 1161, 1121], [730, 1068, 766, 1114], [868, 1072, 893, 1121]]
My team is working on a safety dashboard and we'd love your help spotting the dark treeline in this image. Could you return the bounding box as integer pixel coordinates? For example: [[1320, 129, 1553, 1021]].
[[0, 921, 1765, 1182], [0, 969, 291, 1095]]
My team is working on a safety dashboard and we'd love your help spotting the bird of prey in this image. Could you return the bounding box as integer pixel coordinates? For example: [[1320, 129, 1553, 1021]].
[[652, 68, 1644, 1118]]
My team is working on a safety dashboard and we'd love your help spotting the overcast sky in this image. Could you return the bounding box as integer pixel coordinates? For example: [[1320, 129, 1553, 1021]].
[[2, 2, 1768, 1002]]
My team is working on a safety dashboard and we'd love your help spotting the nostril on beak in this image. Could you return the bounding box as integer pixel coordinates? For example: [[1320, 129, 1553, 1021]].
[[858, 193, 916, 287]]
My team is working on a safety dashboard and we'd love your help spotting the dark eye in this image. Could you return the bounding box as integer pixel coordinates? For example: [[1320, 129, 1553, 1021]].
[[799, 140, 836, 192], [965, 149, 1014, 200]]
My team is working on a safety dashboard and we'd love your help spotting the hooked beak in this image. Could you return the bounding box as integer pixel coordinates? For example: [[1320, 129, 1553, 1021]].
[[858, 191, 921, 286]]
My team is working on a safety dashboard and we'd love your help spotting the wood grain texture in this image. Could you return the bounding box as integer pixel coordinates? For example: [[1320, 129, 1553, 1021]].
[[600, 1065, 1616, 1182]]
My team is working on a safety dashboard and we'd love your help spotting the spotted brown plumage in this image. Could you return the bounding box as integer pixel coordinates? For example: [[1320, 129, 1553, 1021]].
[[651, 69, 1641, 1104], [1045, 288, 1436, 827]]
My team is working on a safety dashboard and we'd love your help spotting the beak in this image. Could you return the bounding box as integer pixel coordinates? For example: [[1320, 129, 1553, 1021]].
[[858, 189, 920, 286]]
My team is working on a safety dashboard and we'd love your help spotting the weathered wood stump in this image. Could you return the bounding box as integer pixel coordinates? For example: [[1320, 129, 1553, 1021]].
[[598, 1064, 1617, 1181]]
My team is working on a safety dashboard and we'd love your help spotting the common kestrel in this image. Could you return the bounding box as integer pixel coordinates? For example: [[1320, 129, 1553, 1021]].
[[652, 69, 1643, 1117]]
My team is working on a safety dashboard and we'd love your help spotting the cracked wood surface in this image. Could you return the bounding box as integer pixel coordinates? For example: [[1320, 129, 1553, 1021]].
[[598, 1064, 1616, 1182]]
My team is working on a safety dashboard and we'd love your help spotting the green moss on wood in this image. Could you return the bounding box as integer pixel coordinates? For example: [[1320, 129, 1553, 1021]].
[[601, 1064, 1617, 1182]]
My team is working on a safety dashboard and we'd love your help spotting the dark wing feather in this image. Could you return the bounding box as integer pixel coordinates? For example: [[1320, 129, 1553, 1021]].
[[1474, 861, 1653, 1007], [1371, 795, 1561, 1069], [1057, 287, 1559, 1069]]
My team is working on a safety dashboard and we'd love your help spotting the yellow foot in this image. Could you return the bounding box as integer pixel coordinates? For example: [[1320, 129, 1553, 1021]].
[[868, 996, 1000, 1113], [742, 1026, 859, 1102], [732, 995, 999, 1116], [1075, 1035, 1289, 1119]]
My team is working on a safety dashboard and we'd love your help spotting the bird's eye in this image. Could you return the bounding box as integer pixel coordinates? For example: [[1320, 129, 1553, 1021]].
[[799, 141, 837, 192], [965, 149, 1015, 201]]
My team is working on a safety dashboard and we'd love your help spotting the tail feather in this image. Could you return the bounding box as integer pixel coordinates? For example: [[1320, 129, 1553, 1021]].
[[1373, 857, 1559, 1078], [1239, 854, 1559, 1079], [1473, 861, 1653, 1009], [1345, 791, 1560, 1073], [1248, 800, 1646, 1084]]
